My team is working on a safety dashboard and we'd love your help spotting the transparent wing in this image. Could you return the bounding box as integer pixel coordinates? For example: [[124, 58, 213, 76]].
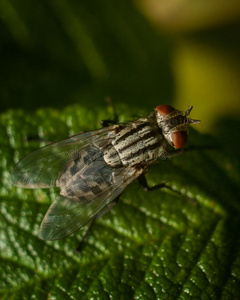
[[39, 163, 143, 241], [11, 127, 116, 188]]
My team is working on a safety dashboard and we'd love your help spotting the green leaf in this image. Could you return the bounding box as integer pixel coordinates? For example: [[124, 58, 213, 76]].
[[1, 104, 240, 299]]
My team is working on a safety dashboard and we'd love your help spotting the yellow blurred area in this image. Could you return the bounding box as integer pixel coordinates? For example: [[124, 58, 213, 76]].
[[136, 0, 240, 133], [135, 0, 240, 32], [173, 41, 240, 132]]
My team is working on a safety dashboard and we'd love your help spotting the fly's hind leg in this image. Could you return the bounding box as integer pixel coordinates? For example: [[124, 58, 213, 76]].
[[76, 196, 120, 252]]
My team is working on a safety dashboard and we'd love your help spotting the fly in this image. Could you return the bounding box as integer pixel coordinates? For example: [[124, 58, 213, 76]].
[[11, 105, 200, 241]]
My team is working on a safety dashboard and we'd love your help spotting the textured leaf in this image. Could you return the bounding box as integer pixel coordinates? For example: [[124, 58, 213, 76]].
[[1, 104, 240, 299]]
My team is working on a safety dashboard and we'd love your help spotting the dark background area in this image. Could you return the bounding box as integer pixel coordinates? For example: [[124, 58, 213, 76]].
[[1, 0, 240, 156], [0, 1, 173, 112]]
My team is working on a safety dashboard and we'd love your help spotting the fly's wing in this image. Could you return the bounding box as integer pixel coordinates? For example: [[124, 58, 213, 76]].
[[11, 127, 117, 188], [39, 160, 143, 241]]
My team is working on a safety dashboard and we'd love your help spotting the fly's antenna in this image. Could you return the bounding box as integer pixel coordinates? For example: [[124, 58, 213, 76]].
[[189, 118, 201, 124], [185, 105, 193, 116], [185, 106, 201, 124]]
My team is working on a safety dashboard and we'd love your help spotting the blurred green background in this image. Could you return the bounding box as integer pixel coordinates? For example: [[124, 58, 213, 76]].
[[1, 0, 240, 146], [0, 0, 173, 113]]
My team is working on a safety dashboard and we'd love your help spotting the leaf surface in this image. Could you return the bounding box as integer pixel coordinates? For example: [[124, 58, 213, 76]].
[[1, 105, 240, 299]]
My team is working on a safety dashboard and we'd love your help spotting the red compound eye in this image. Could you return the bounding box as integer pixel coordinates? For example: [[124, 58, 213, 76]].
[[172, 131, 188, 148], [156, 105, 175, 116]]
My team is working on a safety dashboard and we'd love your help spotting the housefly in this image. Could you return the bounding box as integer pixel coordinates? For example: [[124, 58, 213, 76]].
[[11, 105, 200, 241]]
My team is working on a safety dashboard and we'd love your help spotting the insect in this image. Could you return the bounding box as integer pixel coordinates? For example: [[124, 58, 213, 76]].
[[11, 105, 200, 241]]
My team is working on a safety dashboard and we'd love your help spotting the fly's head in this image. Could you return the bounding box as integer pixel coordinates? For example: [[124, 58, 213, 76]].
[[156, 105, 200, 149]]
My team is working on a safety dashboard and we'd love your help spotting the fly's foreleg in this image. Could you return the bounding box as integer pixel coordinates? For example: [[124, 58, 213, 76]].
[[162, 145, 217, 160], [76, 197, 120, 252]]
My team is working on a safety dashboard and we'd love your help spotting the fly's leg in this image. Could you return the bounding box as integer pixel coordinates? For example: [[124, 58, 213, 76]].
[[138, 174, 168, 192], [100, 97, 119, 127], [138, 174, 196, 204], [161, 149, 184, 160], [76, 197, 120, 252], [100, 98, 126, 130], [101, 118, 119, 128], [161, 145, 217, 160]]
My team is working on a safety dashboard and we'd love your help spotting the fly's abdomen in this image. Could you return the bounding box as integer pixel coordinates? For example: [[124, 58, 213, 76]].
[[104, 119, 166, 167]]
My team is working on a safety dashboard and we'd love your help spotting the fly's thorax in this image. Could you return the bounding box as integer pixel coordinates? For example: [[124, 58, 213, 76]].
[[103, 118, 167, 167], [103, 145, 122, 167]]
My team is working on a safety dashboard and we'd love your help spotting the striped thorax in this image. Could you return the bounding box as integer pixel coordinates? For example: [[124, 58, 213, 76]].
[[104, 105, 200, 168], [103, 117, 166, 167]]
